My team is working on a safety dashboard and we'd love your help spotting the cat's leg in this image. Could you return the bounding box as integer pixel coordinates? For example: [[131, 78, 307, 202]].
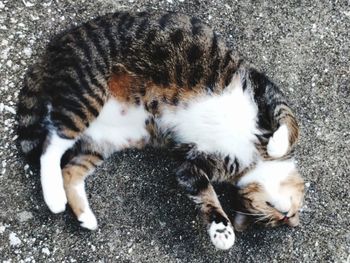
[[248, 68, 299, 158], [266, 123, 290, 158], [176, 161, 235, 250], [40, 132, 75, 213], [62, 152, 104, 230]]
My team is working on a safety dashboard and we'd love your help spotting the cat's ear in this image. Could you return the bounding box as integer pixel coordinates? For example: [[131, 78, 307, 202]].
[[233, 213, 250, 232]]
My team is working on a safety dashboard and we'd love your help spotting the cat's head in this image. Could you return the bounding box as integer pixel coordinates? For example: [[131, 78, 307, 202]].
[[235, 160, 304, 229]]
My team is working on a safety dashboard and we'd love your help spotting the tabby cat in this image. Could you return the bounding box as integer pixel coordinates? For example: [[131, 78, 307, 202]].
[[17, 11, 304, 250]]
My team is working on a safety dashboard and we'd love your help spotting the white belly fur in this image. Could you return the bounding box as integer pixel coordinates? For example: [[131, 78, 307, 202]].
[[84, 78, 259, 167], [84, 98, 150, 149], [158, 80, 260, 167]]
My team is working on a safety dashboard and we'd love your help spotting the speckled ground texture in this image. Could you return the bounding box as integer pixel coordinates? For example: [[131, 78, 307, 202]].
[[0, 0, 349, 262]]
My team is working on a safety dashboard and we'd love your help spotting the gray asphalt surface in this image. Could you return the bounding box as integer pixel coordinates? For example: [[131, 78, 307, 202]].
[[0, 0, 349, 262]]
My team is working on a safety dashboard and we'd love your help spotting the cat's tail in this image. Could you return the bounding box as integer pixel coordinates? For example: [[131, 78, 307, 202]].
[[16, 61, 49, 166], [248, 68, 299, 158]]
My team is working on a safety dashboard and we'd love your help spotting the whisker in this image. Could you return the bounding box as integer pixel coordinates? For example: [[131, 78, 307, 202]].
[[232, 210, 265, 216], [267, 216, 278, 226], [254, 213, 276, 224], [254, 215, 270, 223], [267, 218, 276, 227]]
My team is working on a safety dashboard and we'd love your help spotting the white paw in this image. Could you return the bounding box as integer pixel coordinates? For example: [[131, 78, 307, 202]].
[[208, 222, 235, 250], [267, 124, 290, 158], [42, 178, 67, 214], [79, 209, 98, 230]]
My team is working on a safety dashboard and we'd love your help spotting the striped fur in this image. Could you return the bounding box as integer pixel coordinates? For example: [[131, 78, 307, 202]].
[[17, 11, 303, 250]]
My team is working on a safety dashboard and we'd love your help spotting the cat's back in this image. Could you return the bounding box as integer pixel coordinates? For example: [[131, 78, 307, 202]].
[[45, 11, 238, 90]]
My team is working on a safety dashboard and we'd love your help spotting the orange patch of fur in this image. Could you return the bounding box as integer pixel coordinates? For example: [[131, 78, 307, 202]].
[[63, 165, 87, 216], [108, 68, 135, 102], [63, 154, 102, 217], [107, 64, 205, 113]]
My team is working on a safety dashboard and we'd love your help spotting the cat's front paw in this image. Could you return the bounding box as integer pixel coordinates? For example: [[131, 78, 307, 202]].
[[208, 222, 235, 250], [267, 124, 290, 158], [78, 209, 98, 230]]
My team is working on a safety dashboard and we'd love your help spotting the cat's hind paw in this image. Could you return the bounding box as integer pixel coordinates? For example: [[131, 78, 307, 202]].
[[78, 209, 98, 230], [267, 124, 290, 158], [208, 222, 235, 250], [42, 182, 67, 214]]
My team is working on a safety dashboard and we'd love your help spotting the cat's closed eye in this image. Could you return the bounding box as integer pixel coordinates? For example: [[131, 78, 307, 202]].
[[266, 201, 274, 208]]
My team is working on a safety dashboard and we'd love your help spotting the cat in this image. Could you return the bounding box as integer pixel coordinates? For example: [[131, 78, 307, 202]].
[[17, 11, 304, 250]]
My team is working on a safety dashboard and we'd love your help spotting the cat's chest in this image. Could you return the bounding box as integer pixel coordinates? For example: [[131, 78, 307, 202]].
[[158, 87, 260, 166]]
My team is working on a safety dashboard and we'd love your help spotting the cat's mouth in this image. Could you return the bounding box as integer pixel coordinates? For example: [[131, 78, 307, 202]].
[[280, 216, 289, 222], [280, 216, 290, 223], [251, 213, 297, 228], [278, 214, 300, 227]]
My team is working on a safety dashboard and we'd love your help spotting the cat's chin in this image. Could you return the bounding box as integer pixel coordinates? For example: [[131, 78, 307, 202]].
[[285, 213, 300, 227]]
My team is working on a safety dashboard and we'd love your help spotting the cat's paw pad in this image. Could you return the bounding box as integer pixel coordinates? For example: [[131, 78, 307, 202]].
[[43, 185, 67, 214], [267, 124, 289, 158], [208, 222, 235, 250], [79, 210, 98, 230]]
